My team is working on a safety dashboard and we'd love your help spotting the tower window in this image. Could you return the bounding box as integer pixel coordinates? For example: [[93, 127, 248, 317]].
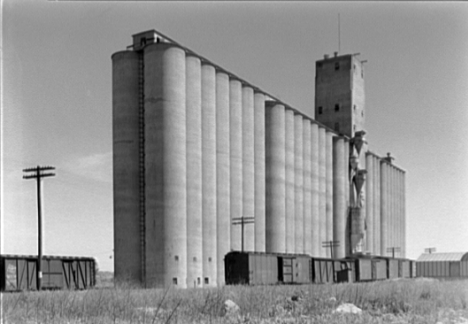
[[318, 106, 323, 115], [193, 257, 197, 262], [208, 257, 212, 262], [173, 278, 178, 285], [335, 104, 340, 112], [317, 62, 323, 68], [174, 255, 179, 261], [335, 62, 340, 70], [205, 277, 209, 284], [335, 123, 340, 132]]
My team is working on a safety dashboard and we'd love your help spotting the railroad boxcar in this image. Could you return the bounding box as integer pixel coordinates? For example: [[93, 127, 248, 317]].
[[0, 254, 96, 292], [225, 251, 312, 285], [311, 257, 355, 284]]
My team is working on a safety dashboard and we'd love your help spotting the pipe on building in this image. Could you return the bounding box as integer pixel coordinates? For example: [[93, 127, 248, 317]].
[[302, 119, 312, 255], [310, 123, 320, 256], [265, 101, 286, 253], [144, 44, 187, 288], [332, 136, 346, 258], [185, 55, 203, 288], [325, 131, 334, 256], [215, 71, 230, 285], [201, 63, 217, 287], [380, 161, 388, 256], [242, 86, 255, 252], [229, 79, 243, 252], [373, 155, 381, 255], [112, 50, 142, 283], [254, 92, 266, 252], [343, 138, 350, 256], [294, 114, 304, 254], [318, 127, 327, 257], [365, 153, 374, 255], [285, 109, 295, 253]]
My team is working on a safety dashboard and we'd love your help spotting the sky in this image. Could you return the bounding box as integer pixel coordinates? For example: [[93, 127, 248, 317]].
[[2, 1, 468, 272]]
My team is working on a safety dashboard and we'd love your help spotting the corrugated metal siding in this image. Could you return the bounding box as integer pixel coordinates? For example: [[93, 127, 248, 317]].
[[417, 253, 468, 262], [357, 259, 372, 281], [388, 259, 399, 279]]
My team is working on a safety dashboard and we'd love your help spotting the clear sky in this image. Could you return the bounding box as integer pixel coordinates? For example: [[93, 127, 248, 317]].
[[2, 1, 468, 272]]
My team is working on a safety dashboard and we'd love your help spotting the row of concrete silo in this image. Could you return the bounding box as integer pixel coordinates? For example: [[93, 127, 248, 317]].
[[365, 152, 406, 258], [113, 39, 406, 288], [264, 102, 350, 258]]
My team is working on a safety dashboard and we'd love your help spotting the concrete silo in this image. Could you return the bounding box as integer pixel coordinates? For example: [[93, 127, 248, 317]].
[[112, 50, 142, 283], [294, 114, 304, 254], [302, 120, 312, 255], [201, 63, 217, 286], [215, 71, 230, 285], [144, 43, 187, 288], [285, 109, 295, 253], [254, 92, 266, 252], [265, 101, 286, 253], [185, 55, 203, 287]]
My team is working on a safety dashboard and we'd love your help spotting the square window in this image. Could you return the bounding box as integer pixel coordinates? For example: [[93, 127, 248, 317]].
[[335, 104, 340, 112], [204, 277, 209, 284], [174, 256, 179, 261], [317, 62, 323, 68], [335, 62, 340, 70], [208, 257, 212, 262], [318, 106, 323, 115], [197, 277, 201, 285], [173, 278, 178, 285], [193, 257, 197, 262]]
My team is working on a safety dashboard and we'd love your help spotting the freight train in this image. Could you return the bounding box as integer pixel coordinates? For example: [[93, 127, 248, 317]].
[[225, 251, 414, 285], [0, 254, 96, 292]]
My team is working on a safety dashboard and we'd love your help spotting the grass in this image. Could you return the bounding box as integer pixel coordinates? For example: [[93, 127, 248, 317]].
[[1, 278, 468, 323]]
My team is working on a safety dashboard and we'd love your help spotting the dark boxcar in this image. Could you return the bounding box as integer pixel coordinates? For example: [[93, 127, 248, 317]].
[[0, 255, 96, 292], [312, 258, 335, 283], [225, 251, 278, 285]]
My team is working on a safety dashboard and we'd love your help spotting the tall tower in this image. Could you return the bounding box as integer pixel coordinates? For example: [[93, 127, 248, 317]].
[[314, 53, 365, 137]]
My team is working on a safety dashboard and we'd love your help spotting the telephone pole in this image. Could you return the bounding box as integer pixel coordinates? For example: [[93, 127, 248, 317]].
[[23, 165, 55, 291], [232, 216, 254, 252]]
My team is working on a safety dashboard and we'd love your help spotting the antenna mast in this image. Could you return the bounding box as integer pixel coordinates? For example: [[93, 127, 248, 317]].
[[338, 13, 341, 54]]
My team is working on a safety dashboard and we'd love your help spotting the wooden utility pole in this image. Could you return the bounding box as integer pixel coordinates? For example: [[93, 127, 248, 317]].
[[386, 247, 401, 258], [232, 216, 254, 252], [322, 241, 340, 259], [23, 166, 55, 291]]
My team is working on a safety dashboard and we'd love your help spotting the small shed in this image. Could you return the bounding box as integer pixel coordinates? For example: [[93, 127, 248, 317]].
[[416, 252, 468, 278]]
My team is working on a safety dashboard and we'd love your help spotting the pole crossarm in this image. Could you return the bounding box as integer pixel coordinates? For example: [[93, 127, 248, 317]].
[[322, 240, 340, 259], [386, 247, 401, 258]]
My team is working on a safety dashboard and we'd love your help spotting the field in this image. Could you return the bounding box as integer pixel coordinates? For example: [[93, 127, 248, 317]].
[[2, 276, 468, 324]]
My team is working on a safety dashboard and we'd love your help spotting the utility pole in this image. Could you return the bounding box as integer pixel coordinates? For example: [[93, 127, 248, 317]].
[[386, 247, 401, 258], [322, 241, 340, 259], [232, 216, 254, 252], [425, 247, 436, 254], [23, 165, 55, 291]]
